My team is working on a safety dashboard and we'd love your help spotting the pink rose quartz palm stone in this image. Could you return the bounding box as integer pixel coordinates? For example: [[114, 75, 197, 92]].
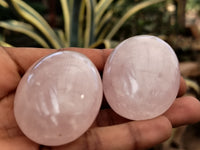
[[14, 51, 103, 146], [103, 35, 180, 120]]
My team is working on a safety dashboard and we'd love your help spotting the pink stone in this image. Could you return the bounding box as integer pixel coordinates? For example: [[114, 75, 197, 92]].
[[14, 51, 103, 146], [103, 35, 180, 120]]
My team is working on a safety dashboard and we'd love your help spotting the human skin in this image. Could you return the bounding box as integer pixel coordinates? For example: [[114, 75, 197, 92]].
[[0, 47, 200, 150]]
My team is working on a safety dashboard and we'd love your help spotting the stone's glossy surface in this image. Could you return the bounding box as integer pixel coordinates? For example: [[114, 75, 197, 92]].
[[103, 35, 180, 120], [14, 51, 103, 146]]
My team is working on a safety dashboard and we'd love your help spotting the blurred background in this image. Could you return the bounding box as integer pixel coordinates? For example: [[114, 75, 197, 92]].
[[0, 0, 200, 149]]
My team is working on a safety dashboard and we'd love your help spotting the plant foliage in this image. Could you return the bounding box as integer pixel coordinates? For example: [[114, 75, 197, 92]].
[[0, 0, 165, 48]]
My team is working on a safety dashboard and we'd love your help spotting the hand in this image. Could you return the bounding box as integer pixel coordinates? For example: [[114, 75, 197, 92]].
[[0, 47, 200, 150]]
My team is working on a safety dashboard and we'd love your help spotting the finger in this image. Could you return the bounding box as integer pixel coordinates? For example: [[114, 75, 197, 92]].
[[0, 137, 39, 150], [59, 48, 112, 72], [0, 93, 26, 138], [3, 47, 112, 72], [0, 47, 112, 99], [92, 109, 130, 127], [177, 76, 187, 97], [94, 77, 187, 127], [0, 93, 39, 149], [53, 116, 172, 150], [0, 94, 19, 133], [164, 96, 200, 128], [0, 48, 21, 99]]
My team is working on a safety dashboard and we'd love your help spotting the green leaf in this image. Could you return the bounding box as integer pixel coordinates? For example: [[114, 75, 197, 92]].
[[105, 0, 165, 40], [93, 0, 97, 6], [84, 0, 95, 47], [90, 39, 118, 48], [95, 0, 114, 25], [0, 0, 9, 8], [95, 10, 113, 36], [78, 0, 86, 47], [0, 41, 13, 47], [70, 0, 82, 47], [60, 0, 70, 47], [61, 0, 82, 47], [97, 21, 112, 41], [0, 20, 50, 48], [67, 0, 74, 12], [7, 0, 63, 48], [0, 33, 13, 47], [185, 79, 200, 95], [55, 29, 67, 47], [89, 39, 109, 48]]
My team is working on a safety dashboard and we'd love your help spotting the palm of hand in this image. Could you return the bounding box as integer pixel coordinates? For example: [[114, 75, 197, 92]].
[[0, 47, 200, 150]]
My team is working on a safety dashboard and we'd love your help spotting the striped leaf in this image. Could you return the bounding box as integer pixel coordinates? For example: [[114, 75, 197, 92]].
[[105, 0, 165, 40], [7, 0, 63, 48], [0, 20, 50, 48], [95, 0, 114, 25], [97, 22, 112, 41], [0, 0, 8, 7], [60, 0, 70, 47], [0, 41, 13, 47], [84, 0, 95, 47], [78, 0, 86, 47], [56, 29, 67, 47], [185, 79, 200, 95], [70, 0, 82, 47], [90, 40, 110, 48], [90, 39, 118, 48], [0, 33, 13, 47], [95, 10, 113, 36]]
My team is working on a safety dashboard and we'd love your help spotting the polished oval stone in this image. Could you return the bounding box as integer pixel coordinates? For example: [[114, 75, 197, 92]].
[[103, 35, 180, 120], [14, 51, 103, 146]]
